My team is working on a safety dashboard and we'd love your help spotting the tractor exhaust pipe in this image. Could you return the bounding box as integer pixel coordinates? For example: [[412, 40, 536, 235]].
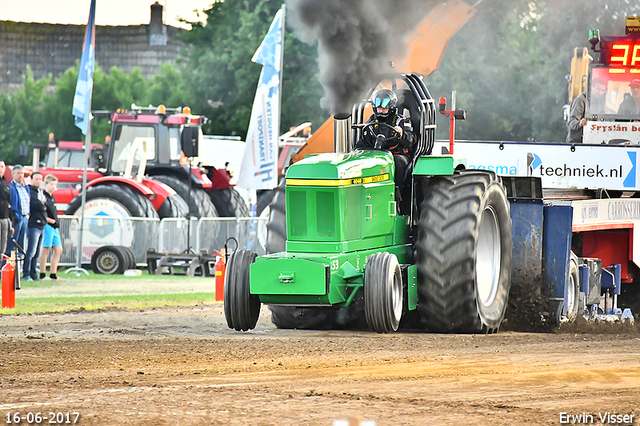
[[334, 114, 352, 154]]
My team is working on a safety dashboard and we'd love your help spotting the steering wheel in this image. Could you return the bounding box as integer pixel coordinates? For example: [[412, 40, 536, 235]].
[[362, 122, 401, 150]]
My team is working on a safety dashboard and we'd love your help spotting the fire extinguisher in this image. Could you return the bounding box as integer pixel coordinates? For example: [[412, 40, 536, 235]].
[[214, 250, 226, 302], [2, 255, 16, 309]]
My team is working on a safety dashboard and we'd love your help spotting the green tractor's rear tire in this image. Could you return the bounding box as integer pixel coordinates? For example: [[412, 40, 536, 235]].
[[224, 249, 260, 331], [416, 170, 512, 333], [265, 180, 287, 252], [364, 252, 403, 333]]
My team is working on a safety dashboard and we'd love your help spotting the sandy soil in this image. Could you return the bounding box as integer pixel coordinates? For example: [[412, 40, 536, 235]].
[[1, 305, 639, 426]]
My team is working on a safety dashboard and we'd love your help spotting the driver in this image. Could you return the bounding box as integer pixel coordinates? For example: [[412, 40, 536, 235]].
[[355, 89, 414, 190]]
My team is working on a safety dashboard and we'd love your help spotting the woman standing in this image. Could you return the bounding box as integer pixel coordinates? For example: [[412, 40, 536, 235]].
[[39, 174, 63, 280]]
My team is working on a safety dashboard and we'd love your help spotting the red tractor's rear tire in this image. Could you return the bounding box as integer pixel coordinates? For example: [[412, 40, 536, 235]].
[[65, 183, 159, 219], [209, 188, 249, 217], [151, 175, 218, 218], [156, 193, 189, 219]]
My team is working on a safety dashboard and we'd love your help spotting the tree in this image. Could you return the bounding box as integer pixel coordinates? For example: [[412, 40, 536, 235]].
[[427, 0, 640, 143], [177, 0, 327, 137], [2, 67, 53, 162]]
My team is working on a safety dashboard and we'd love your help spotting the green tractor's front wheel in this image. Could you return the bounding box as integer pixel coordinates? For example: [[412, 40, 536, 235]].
[[224, 249, 260, 331], [416, 170, 512, 333], [364, 252, 403, 333]]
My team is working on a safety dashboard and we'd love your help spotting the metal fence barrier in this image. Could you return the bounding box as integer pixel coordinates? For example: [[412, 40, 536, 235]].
[[57, 215, 268, 267]]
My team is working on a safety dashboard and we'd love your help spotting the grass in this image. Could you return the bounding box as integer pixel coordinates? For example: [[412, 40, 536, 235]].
[[0, 269, 219, 315]]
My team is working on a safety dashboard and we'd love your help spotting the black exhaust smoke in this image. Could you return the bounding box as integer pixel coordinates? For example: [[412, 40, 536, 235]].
[[286, 0, 434, 116]]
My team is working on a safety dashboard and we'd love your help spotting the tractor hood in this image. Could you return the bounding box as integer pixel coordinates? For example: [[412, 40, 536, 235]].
[[285, 150, 395, 184]]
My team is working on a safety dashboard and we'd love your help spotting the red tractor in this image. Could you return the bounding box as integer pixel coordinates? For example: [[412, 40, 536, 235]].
[[37, 105, 248, 220], [36, 134, 186, 221], [100, 104, 248, 218]]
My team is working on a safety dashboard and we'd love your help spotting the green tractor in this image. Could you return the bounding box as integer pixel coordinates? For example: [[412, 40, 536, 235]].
[[224, 74, 512, 333]]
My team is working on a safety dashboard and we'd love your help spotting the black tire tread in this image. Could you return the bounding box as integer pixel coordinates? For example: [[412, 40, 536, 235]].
[[151, 175, 218, 218], [256, 190, 275, 216], [265, 180, 286, 253], [224, 249, 260, 331], [91, 245, 126, 275], [65, 183, 159, 219], [115, 245, 136, 270], [416, 170, 512, 333], [209, 188, 250, 217], [156, 193, 189, 219], [364, 252, 402, 333]]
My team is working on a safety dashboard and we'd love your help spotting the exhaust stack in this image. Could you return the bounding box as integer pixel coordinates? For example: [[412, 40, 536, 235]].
[[333, 114, 352, 154]]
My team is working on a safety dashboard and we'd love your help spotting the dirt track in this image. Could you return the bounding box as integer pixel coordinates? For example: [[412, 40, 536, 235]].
[[1, 305, 639, 425]]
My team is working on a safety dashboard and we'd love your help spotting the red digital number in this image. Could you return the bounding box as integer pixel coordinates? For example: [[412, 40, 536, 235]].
[[611, 44, 629, 65], [609, 43, 640, 66]]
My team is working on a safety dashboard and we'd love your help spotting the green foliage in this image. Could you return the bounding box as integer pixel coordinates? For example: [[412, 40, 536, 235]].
[[0, 66, 54, 163], [0, 0, 327, 165], [428, 0, 640, 142], [3, 0, 638, 164], [177, 0, 327, 136], [0, 92, 24, 162]]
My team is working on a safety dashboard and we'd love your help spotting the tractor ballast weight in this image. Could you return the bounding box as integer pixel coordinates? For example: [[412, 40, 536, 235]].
[[225, 74, 514, 333]]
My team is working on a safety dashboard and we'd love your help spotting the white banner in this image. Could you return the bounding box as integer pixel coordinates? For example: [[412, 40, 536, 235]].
[[433, 140, 640, 191], [237, 8, 284, 190], [583, 121, 640, 145]]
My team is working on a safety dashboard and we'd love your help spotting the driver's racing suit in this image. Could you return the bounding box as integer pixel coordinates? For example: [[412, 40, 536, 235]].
[[355, 113, 414, 194]]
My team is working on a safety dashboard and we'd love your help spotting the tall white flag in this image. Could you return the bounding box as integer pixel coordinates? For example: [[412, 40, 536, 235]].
[[237, 7, 284, 190]]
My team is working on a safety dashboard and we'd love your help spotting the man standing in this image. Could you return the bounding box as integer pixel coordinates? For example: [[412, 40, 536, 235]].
[[0, 160, 14, 260], [24, 172, 46, 281], [618, 79, 640, 116], [6, 164, 30, 259], [566, 79, 607, 143]]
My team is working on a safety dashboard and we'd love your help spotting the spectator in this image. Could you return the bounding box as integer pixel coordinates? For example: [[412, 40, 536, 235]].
[[24, 172, 47, 281], [6, 164, 29, 259], [39, 174, 62, 280], [566, 79, 607, 143], [617, 79, 640, 116], [0, 160, 14, 262]]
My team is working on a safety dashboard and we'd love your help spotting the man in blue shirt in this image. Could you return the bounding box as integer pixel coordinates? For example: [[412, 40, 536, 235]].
[[6, 164, 30, 259]]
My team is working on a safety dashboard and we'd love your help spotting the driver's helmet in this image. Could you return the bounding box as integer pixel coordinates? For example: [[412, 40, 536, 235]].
[[371, 89, 397, 121]]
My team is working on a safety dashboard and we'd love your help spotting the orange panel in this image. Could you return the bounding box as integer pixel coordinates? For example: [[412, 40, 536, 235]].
[[580, 230, 631, 281]]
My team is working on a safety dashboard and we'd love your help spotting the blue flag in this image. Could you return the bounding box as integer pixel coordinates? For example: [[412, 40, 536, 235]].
[[237, 7, 285, 190], [72, 0, 96, 135]]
